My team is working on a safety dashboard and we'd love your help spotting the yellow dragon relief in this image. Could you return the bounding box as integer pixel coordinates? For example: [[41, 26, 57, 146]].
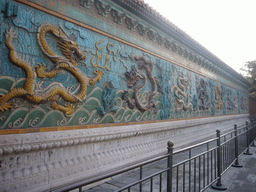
[[0, 23, 104, 115], [215, 84, 223, 110]]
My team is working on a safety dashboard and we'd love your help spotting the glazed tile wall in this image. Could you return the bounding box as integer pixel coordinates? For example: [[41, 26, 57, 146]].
[[0, 0, 249, 130]]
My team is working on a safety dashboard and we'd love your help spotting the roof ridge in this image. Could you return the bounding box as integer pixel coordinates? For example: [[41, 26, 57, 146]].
[[113, 0, 249, 84]]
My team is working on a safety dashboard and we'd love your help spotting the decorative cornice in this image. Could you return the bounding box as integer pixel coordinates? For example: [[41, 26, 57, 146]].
[[95, 0, 111, 17], [79, 0, 94, 9], [108, 0, 250, 88]]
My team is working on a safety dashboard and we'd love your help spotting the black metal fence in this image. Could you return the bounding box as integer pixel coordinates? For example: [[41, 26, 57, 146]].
[[52, 121, 256, 192]]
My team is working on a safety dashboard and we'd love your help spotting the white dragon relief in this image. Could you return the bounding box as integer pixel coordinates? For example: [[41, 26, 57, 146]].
[[172, 75, 193, 111]]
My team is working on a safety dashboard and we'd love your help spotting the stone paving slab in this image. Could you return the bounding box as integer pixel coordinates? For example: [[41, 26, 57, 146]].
[[83, 141, 256, 192], [206, 146, 256, 192], [84, 160, 168, 192]]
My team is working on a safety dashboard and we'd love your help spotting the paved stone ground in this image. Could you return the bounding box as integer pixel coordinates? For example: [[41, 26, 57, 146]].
[[205, 145, 256, 192], [83, 159, 168, 192], [78, 142, 256, 192], [82, 140, 216, 192]]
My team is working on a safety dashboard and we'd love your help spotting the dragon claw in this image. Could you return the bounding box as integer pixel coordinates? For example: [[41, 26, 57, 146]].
[[0, 102, 13, 112], [5, 27, 17, 39], [50, 101, 74, 116], [89, 69, 104, 85], [35, 63, 49, 78], [65, 104, 75, 116]]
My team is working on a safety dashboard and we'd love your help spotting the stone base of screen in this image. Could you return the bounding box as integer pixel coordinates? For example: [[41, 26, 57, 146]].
[[0, 114, 248, 192]]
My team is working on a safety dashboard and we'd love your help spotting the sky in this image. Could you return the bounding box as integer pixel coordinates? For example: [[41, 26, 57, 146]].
[[143, 0, 256, 73]]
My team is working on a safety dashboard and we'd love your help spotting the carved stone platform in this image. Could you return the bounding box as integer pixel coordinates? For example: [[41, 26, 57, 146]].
[[0, 114, 248, 192]]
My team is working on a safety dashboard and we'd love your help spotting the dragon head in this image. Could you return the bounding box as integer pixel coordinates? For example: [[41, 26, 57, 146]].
[[58, 36, 86, 66], [124, 65, 144, 88]]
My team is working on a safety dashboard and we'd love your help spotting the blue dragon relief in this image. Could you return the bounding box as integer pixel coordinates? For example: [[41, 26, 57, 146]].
[[160, 84, 172, 119], [240, 95, 248, 111], [233, 92, 239, 110], [192, 95, 198, 111], [155, 60, 172, 119], [97, 81, 118, 116], [226, 88, 234, 110], [209, 80, 216, 116], [221, 85, 227, 114], [196, 78, 210, 110]]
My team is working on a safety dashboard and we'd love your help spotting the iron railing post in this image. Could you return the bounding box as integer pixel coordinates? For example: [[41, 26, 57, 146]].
[[244, 121, 253, 155], [212, 130, 227, 190], [232, 124, 243, 168], [167, 141, 174, 192], [250, 121, 256, 147], [139, 165, 142, 191]]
